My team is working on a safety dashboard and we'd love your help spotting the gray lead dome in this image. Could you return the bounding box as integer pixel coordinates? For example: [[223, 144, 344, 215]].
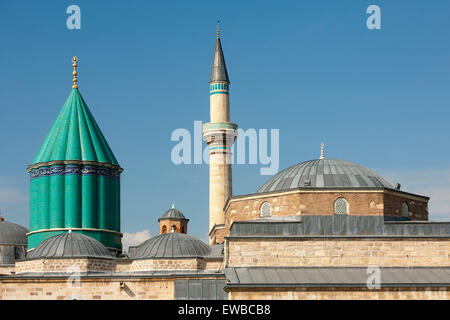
[[27, 232, 112, 259], [0, 219, 28, 245], [257, 159, 393, 193], [133, 232, 211, 259], [160, 207, 186, 220]]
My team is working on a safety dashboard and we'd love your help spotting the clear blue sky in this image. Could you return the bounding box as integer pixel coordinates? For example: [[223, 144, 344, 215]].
[[1, 0, 450, 240]]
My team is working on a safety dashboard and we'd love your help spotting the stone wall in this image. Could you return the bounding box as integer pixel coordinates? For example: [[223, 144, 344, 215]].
[[114, 259, 132, 272], [129, 258, 222, 272], [225, 238, 450, 267], [13, 256, 224, 274], [0, 265, 14, 275], [211, 227, 227, 245], [200, 259, 223, 271], [228, 287, 449, 300], [0, 278, 173, 300], [15, 258, 115, 274], [130, 258, 199, 272]]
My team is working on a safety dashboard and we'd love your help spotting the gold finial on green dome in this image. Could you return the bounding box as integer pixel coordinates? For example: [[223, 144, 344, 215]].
[[72, 56, 78, 89], [217, 20, 220, 39]]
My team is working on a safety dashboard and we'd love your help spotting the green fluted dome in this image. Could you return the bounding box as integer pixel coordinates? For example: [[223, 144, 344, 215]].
[[28, 86, 122, 253], [33, 89, 119, 166]]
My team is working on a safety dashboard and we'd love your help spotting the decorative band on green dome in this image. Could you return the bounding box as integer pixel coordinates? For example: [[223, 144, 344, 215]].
[[30, 164, 121, 181]]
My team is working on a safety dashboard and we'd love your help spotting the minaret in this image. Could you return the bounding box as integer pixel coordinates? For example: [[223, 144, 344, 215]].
[[203, 23, 238, 243]]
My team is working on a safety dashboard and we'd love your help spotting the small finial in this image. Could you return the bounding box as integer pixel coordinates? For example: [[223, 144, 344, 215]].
[[320, 143, 325, 159], [72, 56, 78, 89], [172, 203, 175, 209], [217, 20, 220, 39]]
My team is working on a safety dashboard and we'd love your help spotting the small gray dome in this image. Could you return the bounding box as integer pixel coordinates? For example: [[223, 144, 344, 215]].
[[257, 159, 393, 193], [133, 232, 210, 259], [0, 218, 28, 245], [27, 232, 112, 259], [159, 205, 186, 221]]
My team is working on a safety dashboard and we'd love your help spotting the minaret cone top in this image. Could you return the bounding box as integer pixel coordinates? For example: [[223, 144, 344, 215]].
[[210, 35, 229, 83]]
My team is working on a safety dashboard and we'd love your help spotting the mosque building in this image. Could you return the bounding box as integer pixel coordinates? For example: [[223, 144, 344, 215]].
[[0, 26, 449, 300]]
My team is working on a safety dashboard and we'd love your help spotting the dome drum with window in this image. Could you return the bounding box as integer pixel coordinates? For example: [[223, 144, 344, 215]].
[[158, 204, 189, 234], [225, 157, 431, 226]]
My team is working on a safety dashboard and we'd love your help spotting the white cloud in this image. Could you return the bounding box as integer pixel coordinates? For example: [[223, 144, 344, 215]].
[[380, 168, 450, 221], [122, 230, 151, 252]]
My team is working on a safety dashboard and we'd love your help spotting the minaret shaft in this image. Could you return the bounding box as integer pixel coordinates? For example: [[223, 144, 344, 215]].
[[208, 152, 232, 227], [204, 85, 236, 236], [210, 92, 230, 122]]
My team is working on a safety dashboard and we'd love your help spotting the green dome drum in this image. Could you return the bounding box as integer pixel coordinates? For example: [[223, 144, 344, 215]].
[[27, 57, 123, 253]]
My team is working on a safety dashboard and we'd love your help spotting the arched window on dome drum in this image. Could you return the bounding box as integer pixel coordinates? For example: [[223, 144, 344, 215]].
[[260, 202, 271, 218], [334, 198, 349, 215], [402, 203, 409, 218], [171, 225, 177, 233], [161, 225, 167, 234]]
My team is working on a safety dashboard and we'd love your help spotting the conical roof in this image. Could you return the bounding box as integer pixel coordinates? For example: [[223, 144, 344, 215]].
[[31, 88, 119, 166], [159, 204, 187, 221], [210, 37, 229, 83]]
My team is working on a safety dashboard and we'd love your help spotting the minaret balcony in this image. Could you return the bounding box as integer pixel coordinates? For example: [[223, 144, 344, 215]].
[[202, 122, 238, 146]]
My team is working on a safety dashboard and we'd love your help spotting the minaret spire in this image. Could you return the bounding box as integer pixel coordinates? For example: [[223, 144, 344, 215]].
[[210, 24, 229, 83], [320, 142, 325, 159], [72, 56, 78, 89], [217, 20, 220, 39]]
